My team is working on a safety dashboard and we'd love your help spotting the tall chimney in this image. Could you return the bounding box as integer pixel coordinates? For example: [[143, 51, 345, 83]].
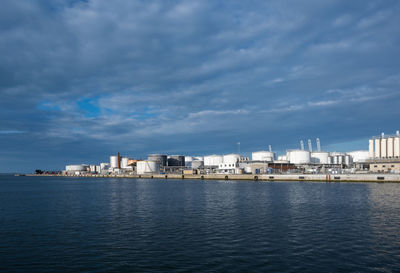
[[117, 152, 120, 169]]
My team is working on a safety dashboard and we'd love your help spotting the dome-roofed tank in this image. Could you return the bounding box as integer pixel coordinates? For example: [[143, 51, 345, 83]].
[[252, 151, 275, 162], [223, 154, 241, 165]]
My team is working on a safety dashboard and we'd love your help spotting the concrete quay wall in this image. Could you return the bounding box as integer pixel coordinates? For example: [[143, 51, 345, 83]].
[[31, 173, 400, 182]]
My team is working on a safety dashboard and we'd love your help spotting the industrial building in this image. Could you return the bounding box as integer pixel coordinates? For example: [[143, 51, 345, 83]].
[[64, 130, 400, 176]]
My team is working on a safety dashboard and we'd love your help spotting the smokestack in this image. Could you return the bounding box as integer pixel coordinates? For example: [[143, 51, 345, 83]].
[[300, 140, 304, 150], [308, 139, 312, 152], [268, 145, 272, 152], [316, 138, 321, 152], [117, 152, 120, 169]]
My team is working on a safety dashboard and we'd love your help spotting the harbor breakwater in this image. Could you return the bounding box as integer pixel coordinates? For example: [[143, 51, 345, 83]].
[[26, 173, 400, 182]]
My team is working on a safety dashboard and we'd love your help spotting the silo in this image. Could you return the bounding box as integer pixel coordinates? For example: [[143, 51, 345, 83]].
[[369, 139, 374, 158], [110, 156, 119, 168], [395, 136, 400, 158], [375, 139, 381, 158], [328, 156, 333, 164], [167, 155, 185, 166], [381, 137, 387, 158], [148, 154, 167, 166], [387, 137, 394, 158]]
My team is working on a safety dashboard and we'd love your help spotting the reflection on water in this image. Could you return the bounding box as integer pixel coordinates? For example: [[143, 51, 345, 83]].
[[0, 176, 399, 272]]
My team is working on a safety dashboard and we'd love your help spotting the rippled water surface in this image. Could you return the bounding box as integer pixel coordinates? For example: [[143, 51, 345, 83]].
[[1, 175, 400, 272]]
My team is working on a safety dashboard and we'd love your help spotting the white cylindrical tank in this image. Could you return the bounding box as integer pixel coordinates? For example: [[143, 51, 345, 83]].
[[337, 155, 344, 164], [328, 156, 333, 164], [110, 156, 119, 168], [252, 151, 275, 162], [204, 155, 223, 166], [121, 157, 129, 168], [395, 137, 400, 158], [223, 154, 241, 165], [375, 139, 381, 158], [369, 139, 374, 158], [344, 155, 352, 165], [66, 164, 88, 171], [185, 156, 193, 163], [288, 150, 310, 164], [381, 138, 387, 158], [136, 161, 159, 174], [191, 160, 204, 169], [185, 159, 192, 168], [387, 137, 394, 158], [311, 152, 329, 164], [278, 155, 287, 161], [333, 156, 338, 164], [347, 151, 369, 163]]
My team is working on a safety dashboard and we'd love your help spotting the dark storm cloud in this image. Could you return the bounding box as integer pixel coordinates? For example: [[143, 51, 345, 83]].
[[1, 0, 399, 172]]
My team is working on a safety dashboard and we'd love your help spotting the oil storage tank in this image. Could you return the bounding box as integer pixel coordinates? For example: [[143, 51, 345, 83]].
[[252, 151, 275, 162], [191, 160, 204, 169], [110, 156, 119, 168], [167, 155, 185, 166], [185, 156, 193, 167], [148, 154, 167, 167], [137, 161, 159, 174], [223, 154, 241, 165], [120, 157, 130, 169], [287, 150, 311, 164], [347, 151, 369, 163], [311, 152, 329, 164], [204, 155, 223, 167], [66, 164, 89, 172]]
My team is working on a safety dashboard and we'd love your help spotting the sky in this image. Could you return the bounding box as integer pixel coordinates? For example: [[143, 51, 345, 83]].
[[1, 0, 400, 172]]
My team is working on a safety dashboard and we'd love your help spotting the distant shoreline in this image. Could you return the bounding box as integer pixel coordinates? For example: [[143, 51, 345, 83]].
[[23, 173, 400, 183]]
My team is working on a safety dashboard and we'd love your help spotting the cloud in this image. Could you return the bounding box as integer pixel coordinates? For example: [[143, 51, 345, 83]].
[[0, 130, 25, 134], [0, 0, 399, 172]]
